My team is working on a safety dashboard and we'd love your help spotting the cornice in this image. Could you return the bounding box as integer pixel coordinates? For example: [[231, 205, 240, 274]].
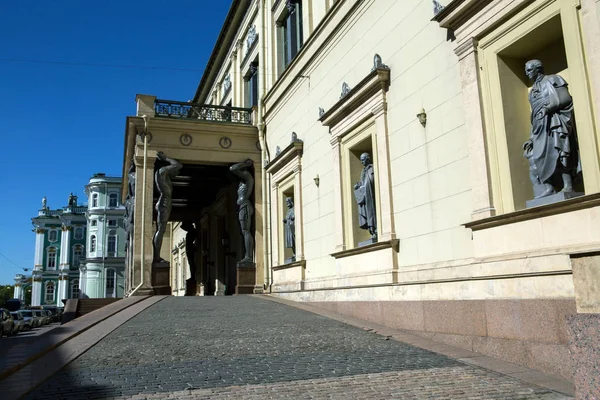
[[319, 68, 390, 129], [432, 0, 493, 30], [265, 141, 304, 175]]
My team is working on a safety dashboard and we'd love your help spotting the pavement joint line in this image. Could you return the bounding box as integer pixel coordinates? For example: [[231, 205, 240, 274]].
[[255, 294, 575, 397], [0, 295, 150, 381], [0, 295, 167, 400]]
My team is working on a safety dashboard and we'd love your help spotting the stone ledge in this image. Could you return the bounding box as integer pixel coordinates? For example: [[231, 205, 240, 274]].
[[273, 260, 306, 271], [330, 239, 399, 259], [464, 192, 600, 231]]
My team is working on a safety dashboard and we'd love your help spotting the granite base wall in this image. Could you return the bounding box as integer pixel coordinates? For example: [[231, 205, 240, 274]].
[[567, 313, 600, 399], [308, 299, 576, 381]]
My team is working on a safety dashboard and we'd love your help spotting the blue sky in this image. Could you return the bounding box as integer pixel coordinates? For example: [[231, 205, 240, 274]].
[[0, 1, 231, 284]]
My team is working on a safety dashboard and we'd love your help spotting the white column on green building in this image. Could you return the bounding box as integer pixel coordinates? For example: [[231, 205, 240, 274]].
[[31, 275, 42, 307], [58, 225, 72, 303], [33, 228, 45, 269]]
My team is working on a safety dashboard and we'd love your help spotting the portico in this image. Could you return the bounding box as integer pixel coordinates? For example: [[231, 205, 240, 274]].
[[122, 94, 263, 297]]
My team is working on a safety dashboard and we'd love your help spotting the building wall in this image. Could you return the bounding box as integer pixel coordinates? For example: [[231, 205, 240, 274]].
[[187, 0, 600, 380]]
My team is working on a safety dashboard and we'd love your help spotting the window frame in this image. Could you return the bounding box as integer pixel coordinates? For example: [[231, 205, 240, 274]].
[[90, 235, 96, 253], [71, 279, 80, 299], [91, 193, 98, 208], [45, 281, 55, 304], [108, 193, 119, 208], [74, 227, 84, 240], [46, 247, 57, 270], [107, 234, 117, 255], [277, 0, 303, 74], [105, 269, 116, 298]]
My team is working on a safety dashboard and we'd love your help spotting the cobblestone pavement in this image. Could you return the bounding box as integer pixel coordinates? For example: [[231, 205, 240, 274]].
[[25, 297, 571, 399]]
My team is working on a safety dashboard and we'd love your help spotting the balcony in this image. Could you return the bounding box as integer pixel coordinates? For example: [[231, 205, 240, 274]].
[[154, 99, 252, 125]]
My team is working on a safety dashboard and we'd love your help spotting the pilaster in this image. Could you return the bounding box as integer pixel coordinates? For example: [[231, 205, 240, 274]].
[[131, 149, 157, 295]]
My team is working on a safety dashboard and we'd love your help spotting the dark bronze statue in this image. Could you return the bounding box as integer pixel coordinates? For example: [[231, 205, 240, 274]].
[[181, 221, 197, 281], [354, 152, 377, 242], [523, 59, 581, 200], [283, 197, 295, 261], [124, 160, 136, 263], [230, 159, 254, 265], [153, 152, 182, 263]]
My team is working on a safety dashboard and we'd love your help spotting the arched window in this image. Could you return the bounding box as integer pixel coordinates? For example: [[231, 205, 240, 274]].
[[109, 193, 119, 207], [106, 269, 116, 298], [90, 235, 96, 252], [74, 227, 84, 240], [92, 193, 98, 208], [71, 279, 80, 299], [45, 281, 55, 303], [48, 230, 58, 242], [47, 247, 57, 269], [72, 245, 84, 266]]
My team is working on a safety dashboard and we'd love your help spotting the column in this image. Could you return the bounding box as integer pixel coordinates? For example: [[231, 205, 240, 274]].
[[59, 225, 72, 302], [33, 228, 45, 269], [130, 148, 157, 296], [580, 0, 600, 165], [253, 163, 264, 293], [31, 275, 42, 306], [293, 165, 305, 261], [330, 137, 346, 252], [456, 38, 496, 220], [372, 102, 395, 242]]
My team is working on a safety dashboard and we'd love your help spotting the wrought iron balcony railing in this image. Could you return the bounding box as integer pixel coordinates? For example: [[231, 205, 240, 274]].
[[154, 99, 252, 125]]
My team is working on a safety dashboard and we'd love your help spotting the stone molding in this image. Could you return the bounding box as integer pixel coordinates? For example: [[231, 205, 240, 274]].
[[265, 141, 304, 175], [465, 193, 600, 231], [272, 259, 306, 271], [331, 239, 399, 259], [319, 68, 391, 130]]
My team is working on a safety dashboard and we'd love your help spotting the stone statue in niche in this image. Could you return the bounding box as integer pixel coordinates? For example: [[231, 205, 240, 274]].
[[153, 152, 182, 263], [283, 197, 296, 262], [181, 220, 197, 292], [354, 152, 377, 245], [230, 159, 255, 266], [522, 59, 582, 207]]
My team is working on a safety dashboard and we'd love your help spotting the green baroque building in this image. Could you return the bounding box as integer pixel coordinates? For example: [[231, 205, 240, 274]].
[[26, 173, 126, 306]]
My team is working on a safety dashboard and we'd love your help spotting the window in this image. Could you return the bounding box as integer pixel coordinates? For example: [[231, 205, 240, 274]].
[[107, 235, 117, 255], [106, 269, 116, 298], [245, 63, 259, 108], [90, 235, 96, 252], [48, 230, 58, 242], [90, 220, 97, 227], [108, 219, 117, 227], [71, 279, 80, 299], [278, 0, 303, 73], [74, 227, 84, 240], [109, 193, 118, 207], [73, 245, 84, 267], [92, 193, 98, 208], [47, 247, 57, 269], [45, 281, 55, 303]]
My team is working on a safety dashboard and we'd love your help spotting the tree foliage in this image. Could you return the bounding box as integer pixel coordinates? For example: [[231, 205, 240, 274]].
[[0, 285, 14, 306]]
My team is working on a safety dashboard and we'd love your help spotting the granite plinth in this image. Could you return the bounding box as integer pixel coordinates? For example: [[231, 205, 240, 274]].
[[236, 265, 256, 295], [358, 238, 378, 247], [526, 191, 584, 208], [152, 261, 171, 295], [567, 313, 600, 399]]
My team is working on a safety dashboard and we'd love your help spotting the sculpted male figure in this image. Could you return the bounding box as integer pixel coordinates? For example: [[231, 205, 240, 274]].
[[124, 160, 136, 253], [523, 59, 580, 199], [181, 221, 197, 281], [283, 197, 296, 259], [354, 152, 377, 242], [230, 159, 254, 264], [153, 152, 182, 262]]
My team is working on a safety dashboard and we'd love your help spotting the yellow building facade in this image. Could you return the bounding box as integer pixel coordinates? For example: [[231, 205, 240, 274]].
[[122, 0, 600, 382]]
